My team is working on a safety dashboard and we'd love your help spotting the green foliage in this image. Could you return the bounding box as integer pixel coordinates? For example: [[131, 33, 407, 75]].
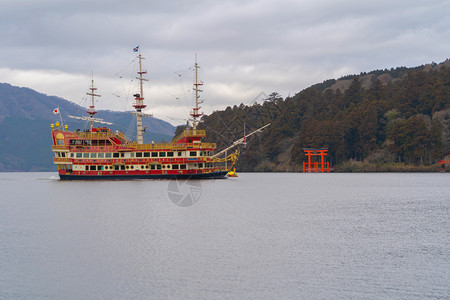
[[200, 62, 450, 171], [388, 115, 443, 164]]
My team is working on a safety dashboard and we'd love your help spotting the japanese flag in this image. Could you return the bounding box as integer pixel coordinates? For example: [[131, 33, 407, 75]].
[[53, 107, 59, 114]]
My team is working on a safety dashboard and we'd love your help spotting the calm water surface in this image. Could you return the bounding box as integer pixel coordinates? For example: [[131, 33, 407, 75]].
[[1, 172, 449, 299]]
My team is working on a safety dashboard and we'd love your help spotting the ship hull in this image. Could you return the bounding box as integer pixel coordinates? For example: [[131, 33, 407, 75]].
[[59, 171, 229, 180]]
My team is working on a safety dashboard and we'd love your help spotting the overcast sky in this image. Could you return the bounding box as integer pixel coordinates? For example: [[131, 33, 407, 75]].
[[1, 0, 449, 125]]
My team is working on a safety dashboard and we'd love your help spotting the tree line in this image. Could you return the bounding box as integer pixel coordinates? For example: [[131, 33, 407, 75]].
[[191, 62, 450, 171]]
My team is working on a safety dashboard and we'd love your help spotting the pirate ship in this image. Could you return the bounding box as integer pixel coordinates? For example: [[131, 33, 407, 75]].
[[50, 51, 268, 180]]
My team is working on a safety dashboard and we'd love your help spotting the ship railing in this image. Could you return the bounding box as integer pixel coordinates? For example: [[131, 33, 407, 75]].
[[173, 142, 216, 150], [116, 131, 132, 142], [51, 145, 69, 151], [171, 129, 206, 142], [74, 132, 114, 138], [127, 142, 216, 150], [73, 131, 129, 141], [53, 157, 71, 163]]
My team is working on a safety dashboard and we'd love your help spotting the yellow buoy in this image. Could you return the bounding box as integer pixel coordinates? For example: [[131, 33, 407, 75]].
[[227, 168, 238, 177]]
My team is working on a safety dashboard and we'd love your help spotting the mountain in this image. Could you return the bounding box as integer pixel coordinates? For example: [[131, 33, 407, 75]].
[[195, 59, 450, 172], [0, 83, 175, 171]]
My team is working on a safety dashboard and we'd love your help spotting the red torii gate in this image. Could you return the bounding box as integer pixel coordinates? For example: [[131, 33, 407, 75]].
[[303, 148, 329, 173]]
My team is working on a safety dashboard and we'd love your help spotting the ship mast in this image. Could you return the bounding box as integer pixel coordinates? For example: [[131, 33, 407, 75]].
[[68, 77, 113, 127], [86, 77, 100, 130], [132, 51, 152, 144], [190, 55, 203, 130]]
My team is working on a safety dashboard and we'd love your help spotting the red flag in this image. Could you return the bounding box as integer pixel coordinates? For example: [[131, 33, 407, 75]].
[[53, 108, 59, 114]]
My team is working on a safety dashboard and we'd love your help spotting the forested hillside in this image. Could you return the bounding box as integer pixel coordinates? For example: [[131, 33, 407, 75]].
[[196, 60, 450, 171]]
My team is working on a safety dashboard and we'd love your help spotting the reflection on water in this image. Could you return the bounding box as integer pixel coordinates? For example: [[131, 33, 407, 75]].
[[1, 172, 449, 299]]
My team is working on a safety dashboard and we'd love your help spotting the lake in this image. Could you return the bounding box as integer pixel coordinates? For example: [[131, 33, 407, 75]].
[[1, 172, 449, 299]]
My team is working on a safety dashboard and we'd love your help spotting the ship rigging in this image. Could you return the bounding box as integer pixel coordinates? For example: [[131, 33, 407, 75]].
[[50, 48, 269, 180]]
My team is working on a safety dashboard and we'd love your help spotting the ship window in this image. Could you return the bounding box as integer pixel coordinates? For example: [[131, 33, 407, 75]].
[[98, 166, 103, 171], [151, 152, 158, 157], [76, 153, 82, 158], [172, 164, 179, 169], [157, 165, 161, 170], [159, 152, 166, 157], [70, 153, 74, 158], [167, 152, 174, 157], [136, 152, 142, 157], [120, 165, 125, 170], [70, 140, 76, 145], [130, 153, 135, 158], [198, 163, 203, 168], [105, 153, 112, 158], [113, 153, 119, 158], [150, 165, 155, 170], [144, 152, 150, 157], [162, 165, 165, 169], [61, 152, 66, 158], [120, 153, 125, 158], [145, 165, 149, 169], [85, 166, 89, 171], [180, 164, 186, 169], [131, 166, 134, 169], [98, 153, 104, 158], [83, 153, 89, 158], [114, 165, 119, 170], [178, 151, 182, 157], [91, 153, 97, 158], [190, 151, 197, 157], [90, 166, 96, 171]]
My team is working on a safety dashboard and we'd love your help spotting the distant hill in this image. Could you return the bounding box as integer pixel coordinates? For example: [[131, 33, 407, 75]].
[[0, 83, 175, 171], [196, 59, 450, 172]]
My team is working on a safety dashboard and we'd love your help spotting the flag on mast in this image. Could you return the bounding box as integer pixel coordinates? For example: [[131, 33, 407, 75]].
[[133, 46, 139, 52], [53, 107, 59, 114]]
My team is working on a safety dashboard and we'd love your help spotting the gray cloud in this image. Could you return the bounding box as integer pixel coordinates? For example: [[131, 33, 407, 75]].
[[1, 0, 449, 124]]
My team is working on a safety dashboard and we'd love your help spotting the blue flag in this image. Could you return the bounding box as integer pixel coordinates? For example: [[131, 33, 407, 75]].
[[133, 46, 139, 52]]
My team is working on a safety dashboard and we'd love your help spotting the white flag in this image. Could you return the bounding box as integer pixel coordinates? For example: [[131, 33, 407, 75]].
[[53, 107, 59, 114]]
